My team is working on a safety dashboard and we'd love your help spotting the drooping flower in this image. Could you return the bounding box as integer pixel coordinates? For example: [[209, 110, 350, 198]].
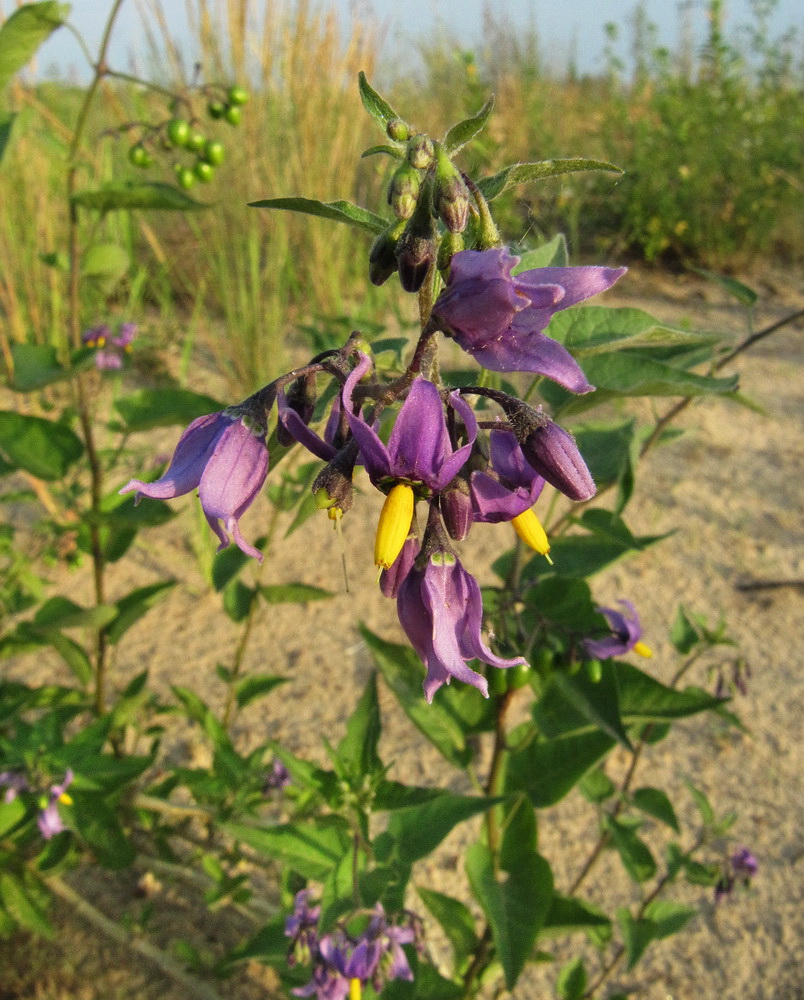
[[286, 890, 322, 968], [432, 248, 625, 390], [0, 770, 28, 803], [715, 847, 758, 903], [37, 769, 73, 840], [583, 600, 653, 660], [470, 429, 546, 523], [120, 405, 269, 561], [397, 518, 526, 702]]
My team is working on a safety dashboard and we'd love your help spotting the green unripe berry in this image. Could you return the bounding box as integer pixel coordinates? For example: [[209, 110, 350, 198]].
[[128, 143, 153, 168], [203, 140, 225, 165], [224, 105, 242, 126], [186, 128, 206, 152], [507, 663, 531, 691], [166, 118, 191, 147], [227, 85, 249, 106], [207, 100, 226, 120], [194, 160, 215, 183], [175, 166, 196, 190]]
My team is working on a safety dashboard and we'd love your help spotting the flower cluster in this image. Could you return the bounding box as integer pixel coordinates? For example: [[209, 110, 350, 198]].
[[285, 892, 420, 1000], [0, 768, 74, 839], [82, 321, 136, 370], [123, 247, 623, 700]]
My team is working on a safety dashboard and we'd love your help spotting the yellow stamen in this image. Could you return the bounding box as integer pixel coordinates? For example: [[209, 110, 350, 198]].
[[633, 640, 653, 658], [349, 979, 362, 1000], [374, 483, 414, 570], [58, 792, 73, 806], [511, 509, 552, 563]]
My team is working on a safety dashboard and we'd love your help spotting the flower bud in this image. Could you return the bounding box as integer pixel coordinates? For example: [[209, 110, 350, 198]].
[[386, 117, 411, 143], [369, 219, 406, 286], [407, 134, 434, 170], [433, 143, 469, 232], [387, 160, 422, 220], [311, 443, 357, 518], [437, 230, 465, 273], [396, 228, 435, 293], [440, 476, 473, 541]]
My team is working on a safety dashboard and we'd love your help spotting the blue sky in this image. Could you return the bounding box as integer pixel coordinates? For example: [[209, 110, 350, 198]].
[[35, 0, 802, 81]]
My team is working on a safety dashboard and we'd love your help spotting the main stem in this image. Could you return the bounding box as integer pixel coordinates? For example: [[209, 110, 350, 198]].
[[65, 0, 127, 714]]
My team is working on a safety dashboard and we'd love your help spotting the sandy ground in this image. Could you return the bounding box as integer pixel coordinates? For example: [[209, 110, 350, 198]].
[[1, 265, 802, 999]]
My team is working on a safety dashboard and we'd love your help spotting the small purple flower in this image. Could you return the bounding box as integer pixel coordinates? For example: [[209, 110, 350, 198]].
[[470, 429, 546, 523], [0, 770, 28, 803], [343, 362, 477, 497], [83, 322, 136, 370], [715, 847, 758, 903], [397, 523, 526, 702], [583, 600, 653, 660], [264, 758, 291, 792], [37, 769, 73, 840], [432, 248, 625, 390], [120, 406, 269, 561]]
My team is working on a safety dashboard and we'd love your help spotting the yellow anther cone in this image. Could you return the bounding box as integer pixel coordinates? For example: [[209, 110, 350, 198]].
[[374, 483, 414, 570], [511, 509, 552, 563], [349, 979, 362, 1000], [633, 640, 653, 658]]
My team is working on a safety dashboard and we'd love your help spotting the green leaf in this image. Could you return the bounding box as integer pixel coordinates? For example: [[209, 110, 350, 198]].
[[604, 817, 656, 883], [171, 686, 227, 745], [336, 673, 382, 779], [212, 542, 260, 591], [632, 787, 680, 833], [573, 421, 635, 495], [670, 606, 700, 655], [417, 888, 477, 972], [248, 196, 386, 235], [513, 233, 568, 270], [684, 779, 715, 826], [105, 581, 176, 645], [0, 411, 83, 479], [8, 343, 67, 391], [33, 596, 117, 630], [360, 143, 404, 159], [0, 872, 52, 937], [550, 667, 633, 749], [616, 908, 656, 970], [361, 625, 472, 768], [258, 583, 333, 604], [0, 797, 26, 837], [443, 95, 495, 153], [70, 792, 135, 868], [577, 351, 738, 398], [548, 306, 721, 358], [81, 242, 129, 281], [40, 630, 92, 685], [543, 894, 611, 935], [357, 71, 401, 130], [499, 796, 537, 871], [113, 387, 223, 431], [385, 794, 498, 864], [578, 768, 616, 804], [0, 110, 15, 163], [617, 662, 722, 724], [506, 731, 615, 806], [0, 2, 70, 92], [478, 158, 622, 201], [643, 899, 697, 938], [466, 843, 553, 989], [234, 674, 289, 709], [557, 956, 587, 1000], [691, 268, 759, 307], [223, 580, 256, 623], [71, 181, 207, 212], [222, 819, 350, 880]]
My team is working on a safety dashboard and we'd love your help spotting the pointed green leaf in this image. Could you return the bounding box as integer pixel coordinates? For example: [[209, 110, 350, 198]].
[[320, 848, 366, 932], [506, 731, 615, 806], [605, 817, 656, 882], [551, 667, 633, 749], [0, 798, 26, 837], [542, 894, 611, 935], [234, 674, 289, 709], [643, 900, 697, 938], [357, 71, 401, 130], [248, 196, 386, 235], [417, 887, 477, 972], [478, 158, 622, 201], [577, 351, 738, 398], [0, 872, 52, 937], [499, 795, 537, 871], [691, 268, 759, 307], [466, 843, 553, 989], [557, 956, 587, 1000], [222, 819, 350, 880], [547, 306, 722, 357], [105, 581, 176, 645], [616, 907, 656, 970], [386, 794, 498, 864], [113, 387, 224, 431], [0, 2, 70, 92], [0, 411, 83, 479], [684, 779, 715, 825], [0, 110, 16, 163], [8, 343, 67, 391], [632, 787, 679, 833], [336, 673, 382, 778], [618, 662, 722, 723], [72, 182, 207, 212], [443, 95, 495, 153], [670, 606, 700, 655], [40, 630, 92, 686], [513, 233, 568, 270], [361, 143, 404, 160], [70, 792, 135, 868], [361, 625, 472, 768], [33, 597, 117, 630], [258, 583, 333, 604]]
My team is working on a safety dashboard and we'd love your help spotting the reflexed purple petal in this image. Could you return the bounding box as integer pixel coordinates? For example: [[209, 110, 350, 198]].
[[583, 601, 642, 659], [432, 391, 478, 490], [470, 471, 533, 522], [455, 567, 527, 670], [380, 536, 419, 599], [120, 413, 227, 500], [278, 391, 336, 461], [517, 266, 627, 309], [470, 328, 594, 391]]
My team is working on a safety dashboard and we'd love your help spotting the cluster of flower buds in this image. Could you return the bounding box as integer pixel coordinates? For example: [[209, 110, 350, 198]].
[[122, 245, 631, 700], [369, 116, 472, 293], [284, 891, 422, 1000]]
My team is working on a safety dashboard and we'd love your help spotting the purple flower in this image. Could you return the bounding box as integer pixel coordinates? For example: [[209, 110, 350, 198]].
[[83, 322, 136, 370], [583, 600, 653, 660], [343, 363, 477, 497], [120, 407, 269, 561], [37, 769, 73, 840], [0, 770, 28, 803], [397, 527, 526, 702], [264, 758, 291, 792], [432, 248, 625, 390], [471, 429, 546, 522], [715, 847, 758, 903]]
